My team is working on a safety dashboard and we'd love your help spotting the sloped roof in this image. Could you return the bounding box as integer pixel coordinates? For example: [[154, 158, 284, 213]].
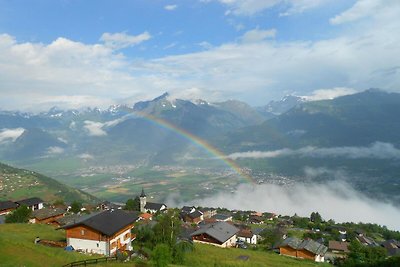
[[0, 200, 18, 211], [63, 210, 138, 236], [145, 202, 166, 211], [188, 210, 203, 219], [329, 241, 349, 253], [299, 239, 328, 255], [191, 221, 239, 243], [237, 229, 254, 238], [31, 208, 65, 220], [181, 206, 195, 213], [16, 197, 43, 206], [280, 237, 328, 255], [280, 237, 303, 249]]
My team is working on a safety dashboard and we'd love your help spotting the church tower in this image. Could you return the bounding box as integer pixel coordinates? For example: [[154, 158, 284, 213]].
[[139, 188, 147, 213]]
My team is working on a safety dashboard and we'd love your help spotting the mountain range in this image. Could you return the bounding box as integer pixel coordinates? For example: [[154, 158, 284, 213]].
[[1, 89, 400, 203]]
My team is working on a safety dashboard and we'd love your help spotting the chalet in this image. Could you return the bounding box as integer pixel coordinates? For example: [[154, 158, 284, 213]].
[[279, 237, 328, 262], [326, 241, 349, 260], [357, 235, 378, 247], [249, 215, 264, 224], [97, 201, 123, 211], [29, 208, 65, 224], [381, 239, 400, 256], [264, 212, 278, 221], [15, 197, 44, 211], [63, 210, 138, 256], [185, 210, 203, 224], [237, 228, 257, 244], [191, 221, 239, 248], [139, 189, 167, 214], [180, 206, 204, 224], [200, 208, 217, 219], [211, 214, 232, 222], [0, 200, 18, 215]]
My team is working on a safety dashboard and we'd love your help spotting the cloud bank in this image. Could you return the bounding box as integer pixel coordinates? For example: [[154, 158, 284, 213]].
[[177, 181, 400, 230], [0, 1, 399, 110], [228, 142, 400, 160], [0, 128, 25, 144]]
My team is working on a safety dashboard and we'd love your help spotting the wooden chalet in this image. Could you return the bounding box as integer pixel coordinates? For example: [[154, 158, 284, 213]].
[[29, 208, 65, 224], [15, 197, 44, 211], [279, 237, 328, 262], [191, 221, 239, 248], [0, 200, 18, 215], [62, 210, 138, 256]]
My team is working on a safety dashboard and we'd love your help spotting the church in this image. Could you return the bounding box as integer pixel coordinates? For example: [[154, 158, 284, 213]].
[[139, 188, 167, 214]]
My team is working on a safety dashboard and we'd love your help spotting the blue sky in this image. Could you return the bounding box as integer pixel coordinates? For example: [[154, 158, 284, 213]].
[[0, 0, 399, 111]]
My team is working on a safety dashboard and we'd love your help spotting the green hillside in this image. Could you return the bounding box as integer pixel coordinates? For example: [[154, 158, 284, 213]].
[[0, 224, 328, 267], [0, 162, 98, 203], [0, 224, 128, 267]]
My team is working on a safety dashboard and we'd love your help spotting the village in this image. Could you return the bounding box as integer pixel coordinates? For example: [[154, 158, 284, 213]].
[[0, 189, 399, 267]]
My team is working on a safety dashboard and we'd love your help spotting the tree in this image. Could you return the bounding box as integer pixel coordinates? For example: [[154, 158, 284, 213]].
[[152, 244, 172, 267], [153, 210, 181, 247], [172, 240, 193, 264], [125, 197, 140, 211], [310, 212, 322, 224], [5, 205, 31, 223], [70, 201, 82, 214]]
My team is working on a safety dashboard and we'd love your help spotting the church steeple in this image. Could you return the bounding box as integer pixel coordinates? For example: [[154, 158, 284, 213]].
[[140, 188, 146, 198], [139, 188, 147, 213]]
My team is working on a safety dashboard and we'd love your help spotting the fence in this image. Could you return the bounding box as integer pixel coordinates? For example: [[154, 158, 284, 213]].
[[62, 256, 118, 267]]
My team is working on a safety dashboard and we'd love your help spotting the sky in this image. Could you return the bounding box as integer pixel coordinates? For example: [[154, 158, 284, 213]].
[[0, 0, 399, 111]]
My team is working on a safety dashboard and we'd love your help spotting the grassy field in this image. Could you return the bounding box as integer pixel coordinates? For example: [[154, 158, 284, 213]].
[[183, 243, 331, 267], [0, 224, 332, 267], [0, 224, 130, 267]]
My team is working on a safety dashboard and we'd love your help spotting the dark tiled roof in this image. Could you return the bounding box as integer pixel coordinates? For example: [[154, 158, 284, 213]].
[[299, 239, 328, 255], [181, 206, 195, 214], [63, 210, 138, 236], [16, 197, 43, 207], [188, 210, 203, 219], [280, 237, 303, 249], [191, 221, 239, 243], [145, 202, 166, 211], [31, 208, 65, 220], [0, 200, 18, 211]]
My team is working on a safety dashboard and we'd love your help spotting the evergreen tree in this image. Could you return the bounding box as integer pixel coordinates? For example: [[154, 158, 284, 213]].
[[125, 196, 140, 211]]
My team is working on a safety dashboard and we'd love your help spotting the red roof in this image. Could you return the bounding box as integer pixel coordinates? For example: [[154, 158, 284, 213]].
[[140, 213, 153, 220]]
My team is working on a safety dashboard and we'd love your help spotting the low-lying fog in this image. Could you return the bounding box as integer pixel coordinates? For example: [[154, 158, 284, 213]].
[[168, 176, 400, 230]]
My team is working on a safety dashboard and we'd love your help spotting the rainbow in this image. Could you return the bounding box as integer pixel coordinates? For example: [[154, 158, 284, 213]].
[[133, 111, 256, 184]]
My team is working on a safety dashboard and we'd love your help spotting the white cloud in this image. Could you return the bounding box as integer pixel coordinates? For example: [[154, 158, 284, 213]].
[[240, 28, 276, 43], [164, 4, 178, 11], [0, 128, 25, 143], [302, 87, 358, 101], [83, 117, 127, 136], [228, 142, 400, 160], [210, 0, 329, 16], [47, 146, 64, 154], [78, 153, 94, 160], [0, 0, 400, 110], [330, 0, 383, 25], [100, 31, 151, 49], [83, 121, 107, 136], [177, 181, 400, 230]]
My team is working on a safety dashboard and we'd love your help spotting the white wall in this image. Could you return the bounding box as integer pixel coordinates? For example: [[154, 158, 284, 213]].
[[67, 238, 108, 255]]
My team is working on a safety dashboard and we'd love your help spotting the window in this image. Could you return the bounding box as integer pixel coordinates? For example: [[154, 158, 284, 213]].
[[97, 243, 99, 247], [81, 230, 85, 236], [124, 232, 130, 240]]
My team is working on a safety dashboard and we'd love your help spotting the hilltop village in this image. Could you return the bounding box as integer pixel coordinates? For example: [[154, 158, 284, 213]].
[[0, 189, 400, 267]]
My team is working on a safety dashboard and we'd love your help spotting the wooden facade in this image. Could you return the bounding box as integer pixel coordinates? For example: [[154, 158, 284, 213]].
[[33, 213, 65, 225], [280, 246, 318, 261]]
